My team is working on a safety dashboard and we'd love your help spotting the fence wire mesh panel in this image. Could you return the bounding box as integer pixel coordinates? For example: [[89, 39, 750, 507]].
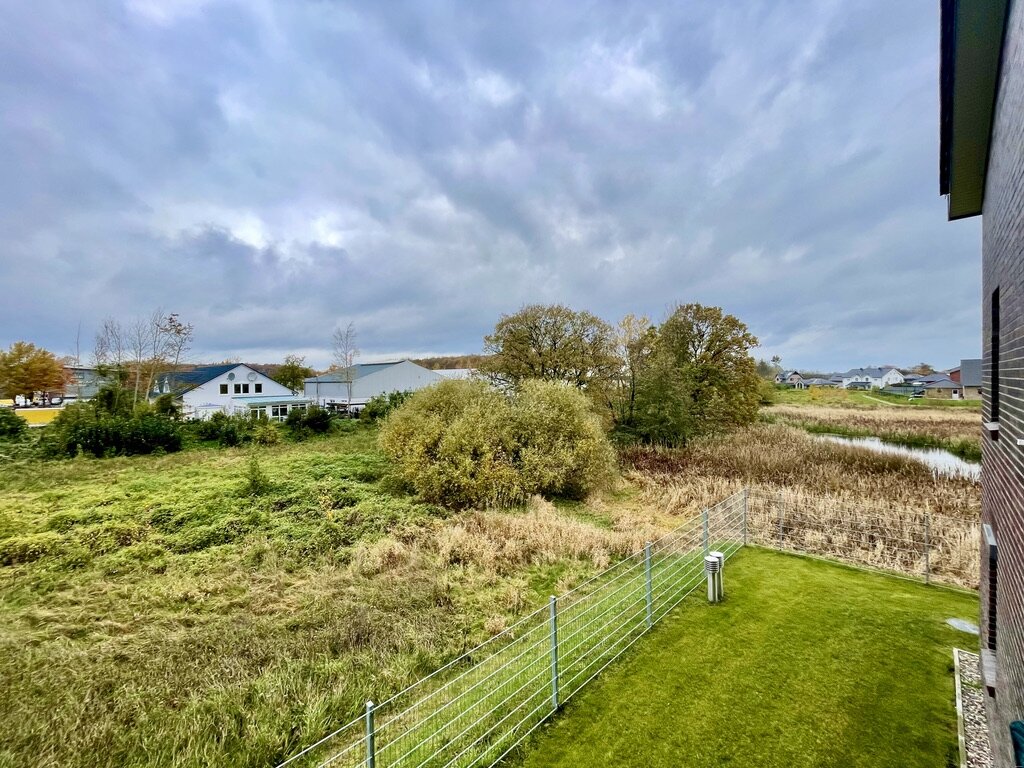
[[745, 488, 979, 589], [278, 491, 748, 768]]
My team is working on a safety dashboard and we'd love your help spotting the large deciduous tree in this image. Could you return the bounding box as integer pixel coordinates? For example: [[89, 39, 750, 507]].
[[632, 304, 761, 445], [480, 304, 619, 390], [0, 342, 66, 399], [276, 354, 314, 393]]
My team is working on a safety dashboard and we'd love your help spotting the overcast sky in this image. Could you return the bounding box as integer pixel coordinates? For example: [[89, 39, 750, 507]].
[[0, 0, 981, 371]]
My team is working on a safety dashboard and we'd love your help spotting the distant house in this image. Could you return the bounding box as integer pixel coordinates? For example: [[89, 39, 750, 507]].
[[922, 377, 963, 400], [62, 366, 108, 403], [956, 358, 982, 399], [803, 377, 837, 388], [839, 367, 904, 389], [154, 364, 309, 420], [304, 360, 445, 412], [774, 371, 806, 388]]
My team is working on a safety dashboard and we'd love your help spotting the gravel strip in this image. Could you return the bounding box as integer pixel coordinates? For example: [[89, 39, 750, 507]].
[[957, 650, 993, 768]]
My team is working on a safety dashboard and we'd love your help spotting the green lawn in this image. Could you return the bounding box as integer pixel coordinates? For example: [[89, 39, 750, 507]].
[[514, 548, 976, 768], [772, 386, 982, 410]]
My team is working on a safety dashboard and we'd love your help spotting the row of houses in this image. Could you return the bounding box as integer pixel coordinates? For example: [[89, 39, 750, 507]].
[[774, 358, 982, 399]]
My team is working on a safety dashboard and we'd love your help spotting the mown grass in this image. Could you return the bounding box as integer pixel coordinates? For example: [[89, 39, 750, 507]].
[[514, 547, 976, 768], [771, 386, 982, 410]]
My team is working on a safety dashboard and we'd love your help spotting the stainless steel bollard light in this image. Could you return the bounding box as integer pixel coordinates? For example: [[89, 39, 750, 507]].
[[709, 550, 725, 600], [704, 555, 721, 603]]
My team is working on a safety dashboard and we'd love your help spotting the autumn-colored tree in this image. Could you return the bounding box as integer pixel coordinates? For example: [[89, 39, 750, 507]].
[[631, 304, 761, 445], [0, 342, 66, 399], [275, 354, 314, 393], [480, 304, 619, 390]]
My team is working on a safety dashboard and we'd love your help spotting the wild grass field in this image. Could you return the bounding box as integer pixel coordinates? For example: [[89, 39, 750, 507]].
[[0, 415, 981, 767], [771, 386, 983, 409], [765, 401, 982, 460]]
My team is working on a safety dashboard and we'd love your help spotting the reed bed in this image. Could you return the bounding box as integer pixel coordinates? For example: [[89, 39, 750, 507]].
[[622, 422, 981, 587]]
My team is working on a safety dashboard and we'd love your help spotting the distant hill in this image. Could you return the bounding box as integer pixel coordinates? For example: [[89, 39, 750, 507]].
[[413, 354, 490, 370]]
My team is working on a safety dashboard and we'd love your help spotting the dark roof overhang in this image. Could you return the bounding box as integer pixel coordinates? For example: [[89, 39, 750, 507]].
[[939, 0, 1011, 219]]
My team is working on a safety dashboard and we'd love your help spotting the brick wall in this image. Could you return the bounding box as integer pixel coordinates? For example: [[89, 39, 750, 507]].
[[980, 1, 1024, 764]]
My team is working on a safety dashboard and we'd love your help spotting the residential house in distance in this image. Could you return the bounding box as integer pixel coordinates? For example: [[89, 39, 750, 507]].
[[839, 367, 904, 389], [940, 0, 1023, 763], [154, 363, 310, 421], [304, 360, 445, 412], [802, 377, 837, 388], [949, 358, 983, 399], [773, 370, 805, 388]]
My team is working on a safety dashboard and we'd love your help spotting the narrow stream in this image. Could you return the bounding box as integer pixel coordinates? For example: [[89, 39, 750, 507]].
[[814, 433, 980, 481]]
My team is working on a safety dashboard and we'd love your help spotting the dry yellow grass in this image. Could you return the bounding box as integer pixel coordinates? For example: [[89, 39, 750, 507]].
[[767, 404, 980, 442]]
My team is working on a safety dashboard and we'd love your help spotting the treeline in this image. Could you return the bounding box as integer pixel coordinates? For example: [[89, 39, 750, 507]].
[[413, 354, 492, 370], [477, 303, 764, 446]]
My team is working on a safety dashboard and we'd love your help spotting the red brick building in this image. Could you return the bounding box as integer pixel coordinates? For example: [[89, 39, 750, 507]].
[[940, 1, 1024, 764]]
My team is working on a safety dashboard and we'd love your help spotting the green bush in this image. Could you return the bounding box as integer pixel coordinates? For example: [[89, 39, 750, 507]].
[[285, 405, 333, 439], [0, 408, 27, 439], [379, 379, 615, 508], [189, 412, 253, 447], [362, 391, 413, 421], [42, 404, 183, 458], [0, 531, 66, 565]]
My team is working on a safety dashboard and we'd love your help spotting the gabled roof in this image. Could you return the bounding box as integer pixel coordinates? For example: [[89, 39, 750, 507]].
[[158, 364, 265, 395], [959, 358, 982, 387], [305, 360, 411, 384], [842, 367, 899, 379], [924, 377, 959, 389]]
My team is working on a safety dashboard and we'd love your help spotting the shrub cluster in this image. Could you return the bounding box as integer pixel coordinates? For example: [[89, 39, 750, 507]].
[[379, 379, 615, 509], [285, 405, 333, 439], [42, 404, 182, 458], [361, 390, 413, 421], [0, 408, 27, 439]]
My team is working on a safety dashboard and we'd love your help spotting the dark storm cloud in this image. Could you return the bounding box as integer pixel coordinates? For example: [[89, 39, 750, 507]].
[[0, 0, 980, 370]]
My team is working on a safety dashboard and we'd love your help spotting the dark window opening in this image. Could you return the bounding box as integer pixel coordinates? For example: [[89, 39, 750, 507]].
[[219, 384, 228, 394], [991, 287, 1000, 422], [255, 383, 263, 393]]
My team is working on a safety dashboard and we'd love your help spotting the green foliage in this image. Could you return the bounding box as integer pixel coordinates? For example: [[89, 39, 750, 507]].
[[379, 379, 615, 508], [625, 303, 761, 446], [152, 393, 180, 418], [275, 354, 314, 393], [0, 407, 27, 438], [285, 405, 333, 439], [362, 390, 413, 421], [480, 304, 619, 389], [189, 412, 252, 447], [242, 452, 272, 496], [251, 422, 281, 446], [41, 403, 183, 458]]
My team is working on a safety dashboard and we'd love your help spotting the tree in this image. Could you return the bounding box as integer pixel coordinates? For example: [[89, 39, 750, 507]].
[[596, 314, 657, 430], [756, 357, 783, 379], [480, 304, 619, 390], [911, 362, 935, 375], [94, 311, 193, 405], [276, 354, 314, 393], [632, 303, 761, 445], [0, 342, 66, 400], [331, 322, 359, 406]]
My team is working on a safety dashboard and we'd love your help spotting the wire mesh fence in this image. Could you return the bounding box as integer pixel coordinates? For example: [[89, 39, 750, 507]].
[[277, 490, 747, 768], [745, 488, 979, 589]]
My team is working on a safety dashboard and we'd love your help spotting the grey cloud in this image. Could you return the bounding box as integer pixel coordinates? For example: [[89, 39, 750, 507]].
[[0, 0, 980, 371]]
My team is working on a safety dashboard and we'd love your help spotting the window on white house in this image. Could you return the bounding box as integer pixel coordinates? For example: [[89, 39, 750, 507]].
[[234, 383, 242, 394], [241, 383, 249, 394], [252, 406, 267, 419], [271, 404, 289, 420], [254, 383, 262, 393], [220, 384, 228, 394]]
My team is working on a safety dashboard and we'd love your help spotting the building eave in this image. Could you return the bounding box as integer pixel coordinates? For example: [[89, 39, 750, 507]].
[[939, 0, 1011, 220]]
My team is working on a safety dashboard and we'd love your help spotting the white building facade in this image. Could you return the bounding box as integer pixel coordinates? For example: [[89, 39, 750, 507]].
[[304, 360, 446, 411], [839, 367, 905, 389], [156, 364, 310, 420]]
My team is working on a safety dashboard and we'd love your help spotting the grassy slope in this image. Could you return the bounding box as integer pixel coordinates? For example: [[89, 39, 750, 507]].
[[515, 548, 976, 768], [772, 386, 982, 410]]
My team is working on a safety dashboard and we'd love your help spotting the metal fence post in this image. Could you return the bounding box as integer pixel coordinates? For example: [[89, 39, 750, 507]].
[[924, 512, 931, 585], [702, 507, 710, 554], [742, 488, 749, 545], [777, 492, 785, 548], [644, 543, 653, 629], [365, 700, 376, 768], [549, 595, 559, 711]]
